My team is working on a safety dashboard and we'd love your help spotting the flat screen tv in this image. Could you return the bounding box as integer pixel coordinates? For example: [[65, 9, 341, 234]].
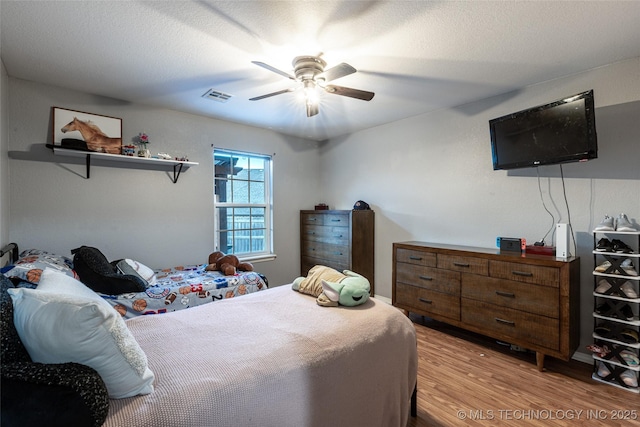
[[489, 90, 597, 170]]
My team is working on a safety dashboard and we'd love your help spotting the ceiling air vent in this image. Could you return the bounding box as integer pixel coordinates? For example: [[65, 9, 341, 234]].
[[202, 89, 233, 103]]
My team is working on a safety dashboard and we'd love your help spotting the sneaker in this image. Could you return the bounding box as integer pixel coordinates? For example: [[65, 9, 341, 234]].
[[596, 238, 613, 252], [595, 215, 615, 231], [596, 302, 636, 321], [620, 370, 638, 387], [597, 361, 611, 378], [621, 259, 639, 276], [619, 350, 640, 366], [621, 281, 638, 298], [611, 239, 633, 254], [595, 279, 612, 294], [595, 260, 611, 273], [616, 213, 637, 232]]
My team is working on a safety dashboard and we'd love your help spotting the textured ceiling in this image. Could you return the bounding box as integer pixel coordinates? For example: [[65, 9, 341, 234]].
[[2, 1, 640, 141]]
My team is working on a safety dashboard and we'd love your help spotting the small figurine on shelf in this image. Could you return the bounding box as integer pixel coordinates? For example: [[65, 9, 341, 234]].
[[136, 132, 150, 158], [122, 145, 136, 156]]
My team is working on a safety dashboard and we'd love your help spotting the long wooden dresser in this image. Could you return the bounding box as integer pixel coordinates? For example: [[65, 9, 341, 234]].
[[300, 209, 374, 295], [392, 241, 580, 371]]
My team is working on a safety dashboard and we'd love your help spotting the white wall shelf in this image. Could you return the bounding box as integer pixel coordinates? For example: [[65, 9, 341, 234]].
[[50, 147, 198, 183]]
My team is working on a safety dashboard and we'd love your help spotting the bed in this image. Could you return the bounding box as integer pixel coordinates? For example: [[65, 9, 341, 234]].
[[2, 243, 418, 426], [1, 246, 268, 318], [104, 284, 418, 427], [99, 264, 268, 319]]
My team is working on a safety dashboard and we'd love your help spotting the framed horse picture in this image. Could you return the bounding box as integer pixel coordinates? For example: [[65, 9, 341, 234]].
[[52, 107, 123, 154]]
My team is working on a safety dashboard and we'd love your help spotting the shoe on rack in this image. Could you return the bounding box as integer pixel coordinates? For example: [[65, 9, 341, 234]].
[[620, 259, 639, 276], [595, 215, 615, 231], [620, 303, 637, 321], [620, 329, 639, 344], [595, 280, 612, 295], [597, 361, 611, 378], [611, 239, 634, 254], [596, 238, 613, 252], [595, 260, 611, 273], [621, 281, 638, 299], [616, 213, 637, 232], [594, 323, 613, 338], [620, 370, 638, 387], [619, 350, 640, 366]]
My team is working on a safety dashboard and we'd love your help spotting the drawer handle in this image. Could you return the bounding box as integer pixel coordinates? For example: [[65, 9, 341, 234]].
[[333, 252, 343, 256], [334, 234, 343, 238], [409, 256, 422, 260], [495, 317, 515, 326], [453, 262, 470, 268], [495, 291, 515, 298], [331, 219, 342, 222], [418, 298, 432, 304], [308, 218, 317, 221], [419, 275, 433, 281], [512, 271, 533, 277]]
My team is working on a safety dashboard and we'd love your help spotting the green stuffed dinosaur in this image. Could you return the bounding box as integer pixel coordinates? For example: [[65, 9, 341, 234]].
[[292, 265, 370, 307]]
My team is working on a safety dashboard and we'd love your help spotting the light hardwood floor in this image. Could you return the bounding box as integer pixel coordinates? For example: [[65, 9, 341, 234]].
[[406, 315, 639, 427]]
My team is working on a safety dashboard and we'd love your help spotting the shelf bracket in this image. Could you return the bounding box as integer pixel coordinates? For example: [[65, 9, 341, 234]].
[[85, 154, 91, 179], [172, 162, 184, 183]]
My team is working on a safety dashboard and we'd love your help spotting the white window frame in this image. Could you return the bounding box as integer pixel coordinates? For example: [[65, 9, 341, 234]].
[[213, 148, 275, 262]]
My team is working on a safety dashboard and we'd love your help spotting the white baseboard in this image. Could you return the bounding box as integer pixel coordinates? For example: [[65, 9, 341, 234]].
[[572, 351, 593, 365]]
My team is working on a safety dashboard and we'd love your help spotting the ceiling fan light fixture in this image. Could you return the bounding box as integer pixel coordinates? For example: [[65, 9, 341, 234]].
[[250, 54, 374, 117]]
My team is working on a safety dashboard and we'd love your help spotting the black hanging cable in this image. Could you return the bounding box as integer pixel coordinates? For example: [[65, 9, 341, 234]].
[[536, 167, 555, 245]]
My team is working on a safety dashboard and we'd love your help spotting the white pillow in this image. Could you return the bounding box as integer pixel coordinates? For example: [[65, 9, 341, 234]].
[[7, 268, 155, 398], [119, 259, 157, 287]]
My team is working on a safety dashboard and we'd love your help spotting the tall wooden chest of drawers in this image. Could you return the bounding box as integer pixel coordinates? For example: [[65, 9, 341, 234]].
[[300, 210, 374, 295], [392, 241, 580, 370]]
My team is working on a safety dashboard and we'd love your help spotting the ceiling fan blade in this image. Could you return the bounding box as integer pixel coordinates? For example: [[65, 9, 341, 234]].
[[249, 88, 294, 101], [325, 85, 375, 101], [317, 62, 356, 82], [251, 61, 296, 81]]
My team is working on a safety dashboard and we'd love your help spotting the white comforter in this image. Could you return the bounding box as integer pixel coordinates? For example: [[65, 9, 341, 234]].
[[104, 284, 418, 427]]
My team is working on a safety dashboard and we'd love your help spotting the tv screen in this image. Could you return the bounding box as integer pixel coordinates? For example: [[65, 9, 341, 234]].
[[489, 90, 597, 170]]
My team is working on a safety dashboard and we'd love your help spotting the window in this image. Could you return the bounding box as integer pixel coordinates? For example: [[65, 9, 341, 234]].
[[213, 149, 273, 260]]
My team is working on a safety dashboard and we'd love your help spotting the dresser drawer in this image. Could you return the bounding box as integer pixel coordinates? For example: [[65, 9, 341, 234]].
[[438, 254, 488, 276], [301, 256, 349, 277], [396, 283, 460, 321], [461, 275, 558, 318], [396, 248, 436, 267], [301, 224, 349, 245], [302, 241, 349, 263], [397, 264, 460, 295], [489, 260, 559, 288], [461, 299, 559, 350]]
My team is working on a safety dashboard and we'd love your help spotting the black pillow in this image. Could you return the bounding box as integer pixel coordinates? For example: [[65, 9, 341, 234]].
[[71, 246, 146, 295]]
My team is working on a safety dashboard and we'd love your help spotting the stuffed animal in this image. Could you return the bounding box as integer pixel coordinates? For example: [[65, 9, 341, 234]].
[[205, 251, 254, 276], [292, 265, 370, 307]]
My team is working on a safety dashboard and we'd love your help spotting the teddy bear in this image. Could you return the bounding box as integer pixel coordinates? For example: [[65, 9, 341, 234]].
[[292, 265, 370, 307], [205, 251, 254, 276]]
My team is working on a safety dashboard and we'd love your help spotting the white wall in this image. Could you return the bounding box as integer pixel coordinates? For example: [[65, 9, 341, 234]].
[[7, 78, 322, 286], [319, 56, 640, 358], [1, 59, 9, 250]]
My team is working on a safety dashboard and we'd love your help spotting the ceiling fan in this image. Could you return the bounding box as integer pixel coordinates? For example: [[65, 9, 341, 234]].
[[249, 54, 375, 117]]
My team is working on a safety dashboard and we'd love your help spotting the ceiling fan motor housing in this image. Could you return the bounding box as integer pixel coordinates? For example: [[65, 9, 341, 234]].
[[293, 56, 326, 82]]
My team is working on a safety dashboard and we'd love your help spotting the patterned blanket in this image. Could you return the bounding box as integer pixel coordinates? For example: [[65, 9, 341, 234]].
[[99, 264, 267, 318]]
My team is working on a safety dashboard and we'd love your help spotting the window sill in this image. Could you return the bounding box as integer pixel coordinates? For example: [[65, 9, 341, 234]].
[[239, 254, 277, 263]]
